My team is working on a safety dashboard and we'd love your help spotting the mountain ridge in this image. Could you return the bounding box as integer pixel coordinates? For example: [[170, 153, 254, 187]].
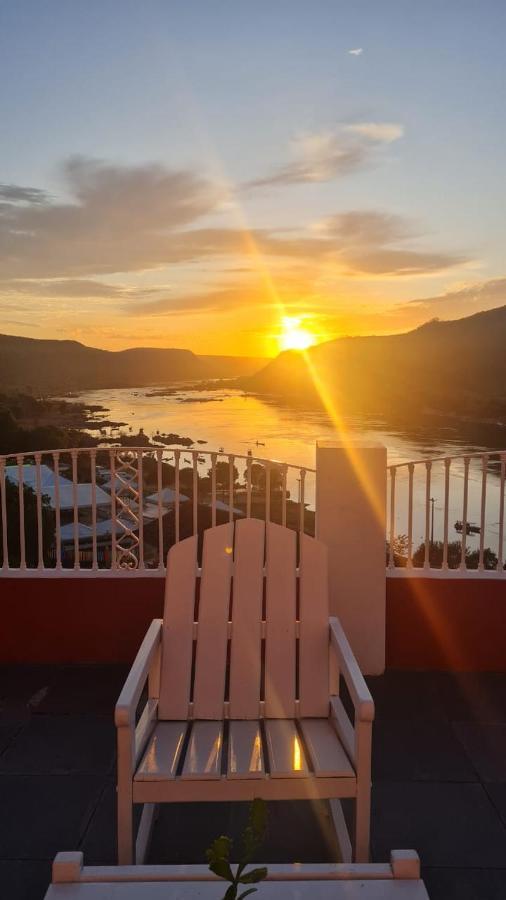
[[241, 304, 506, 419], [0, 332, 265, 392]]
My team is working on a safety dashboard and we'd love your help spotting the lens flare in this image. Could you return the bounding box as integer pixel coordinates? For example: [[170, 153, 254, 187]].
[[279, 317, 314, 352]]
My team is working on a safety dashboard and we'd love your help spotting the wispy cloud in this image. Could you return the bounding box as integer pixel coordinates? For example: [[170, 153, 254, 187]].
[[348, 48, 363, 56], [246, 122, 403, 189], [311, 210, 465, 276], [0, 157, 226, 280], [401, 277, 506, 318], [344, 122, 404, 143], [0, 184, 50, 204]]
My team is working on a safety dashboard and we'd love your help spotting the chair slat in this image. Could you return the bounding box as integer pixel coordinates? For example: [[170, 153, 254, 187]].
[[229, 518, 265, 719], [228, 721, 265, 778], [300, 719, 354, 777], [193, 522, 234, 719], [264, 522, 296, 718], [299, 533, 329, 717], [158, 535, 197, 720], [181, 721, 223, 779], [264, 720, 308, 777], [135, 722, 187, 781]]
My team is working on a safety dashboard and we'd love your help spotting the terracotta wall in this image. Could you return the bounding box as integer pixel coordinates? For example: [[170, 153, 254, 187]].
[[2, 575, 506, 670], [386, 576, 506, 671]]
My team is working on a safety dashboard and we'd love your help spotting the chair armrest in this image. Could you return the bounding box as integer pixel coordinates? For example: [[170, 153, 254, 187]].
[[115, 619, 162, 727], [329, 617, 374, 722]]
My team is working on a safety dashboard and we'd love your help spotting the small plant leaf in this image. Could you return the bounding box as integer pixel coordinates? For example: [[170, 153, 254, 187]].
[[242, 798, 268, 860], [238, 867, 268, 884], [250, 798, 268, 837], [237, 889, 259, 900], [206, 835, 234, 881], [224, 884, 238, 900], [208, 857, 234, 881]]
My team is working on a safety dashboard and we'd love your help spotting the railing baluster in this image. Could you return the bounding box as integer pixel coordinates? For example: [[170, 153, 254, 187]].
[[228, 455, 235, 523], [52, 451, 61, 571], [407, 463, 414, 567], [174, 450, 180, 543], [478, 454, 488, 570], [265, 462, 271, 523], [156, 449, 163, 569], [388, 466, 396, 569], [192, 452, 198, 536], [442, 458, 451, 570], [299, 468, 306, 534], [246, 453, 252, 518], [35, 452, 43, 569], [90, 449, 98, 572], [460, 457, 470, 570], [110, 450, 117, 569], [0, 458, 8, 570], [281, 464, 288, 527], [498, 455, 505, 572], [137, 450, 144, 570], [211, 453, 217, 527], [424, 460, 432, 569], [17, 454, 26, 571], [71, 450, 79, 570]]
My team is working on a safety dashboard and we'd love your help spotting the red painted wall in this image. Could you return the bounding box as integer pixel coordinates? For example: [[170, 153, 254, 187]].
[[2, 575, 506, 670], [1, 578, 165, 664], [386, 576, 506, 671]]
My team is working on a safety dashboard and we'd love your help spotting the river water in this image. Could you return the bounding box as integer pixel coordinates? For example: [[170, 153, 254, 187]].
[[73, 385, 506, 560]]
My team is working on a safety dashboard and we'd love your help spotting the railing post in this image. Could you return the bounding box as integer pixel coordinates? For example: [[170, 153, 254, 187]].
[[316, 439, 386, 674]]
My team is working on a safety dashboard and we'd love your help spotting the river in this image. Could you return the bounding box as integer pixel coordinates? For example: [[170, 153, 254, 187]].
[[71, 384, 506, 559]]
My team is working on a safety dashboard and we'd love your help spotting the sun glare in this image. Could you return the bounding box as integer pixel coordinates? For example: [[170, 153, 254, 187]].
[[279, 316, 314, 352]]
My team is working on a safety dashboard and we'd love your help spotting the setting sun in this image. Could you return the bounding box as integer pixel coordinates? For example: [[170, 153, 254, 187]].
[[279, 316, 315, 352]]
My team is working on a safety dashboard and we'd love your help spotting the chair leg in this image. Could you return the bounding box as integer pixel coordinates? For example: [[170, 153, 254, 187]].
[[354, 782, 371, 863], [328, 799, 352, 864], [117, 784, 134, 865]]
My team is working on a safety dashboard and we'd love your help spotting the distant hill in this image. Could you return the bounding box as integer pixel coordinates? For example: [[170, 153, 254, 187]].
[[0, 334, 265, 393], [242, 305, 506, 420]]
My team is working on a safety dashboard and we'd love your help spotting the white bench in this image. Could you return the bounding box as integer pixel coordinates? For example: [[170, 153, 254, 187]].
[[116, 519, 374, 865]]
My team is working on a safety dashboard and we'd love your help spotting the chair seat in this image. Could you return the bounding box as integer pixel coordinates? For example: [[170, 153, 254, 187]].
[[135, 718, 355, 782]]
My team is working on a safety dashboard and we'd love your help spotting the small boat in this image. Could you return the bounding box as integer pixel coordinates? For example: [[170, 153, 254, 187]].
[[454, 520, 481, 535]]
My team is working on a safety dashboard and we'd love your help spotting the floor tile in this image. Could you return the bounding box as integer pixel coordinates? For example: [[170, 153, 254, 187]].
[[0, 775, 105, 859], [367, 672, 447, 721], [33, 665, 129, 716], [371, 782, 506, 867], [422, 867, 506, 900], [80, 780, 141, 865], [0, 720, 25, 755], [435, 673, 506, 723], [485, 783, 506, 829], [0, 860, 52, 900], [0, 666, 56, 706], [373, 719, 476, 782], [0, 715, 115, 775], [453, 722, 506, 782], [148, 800, 340, 865]]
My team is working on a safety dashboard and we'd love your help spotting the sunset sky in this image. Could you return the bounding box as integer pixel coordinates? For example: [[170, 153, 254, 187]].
[[1, 1, 506, 357]]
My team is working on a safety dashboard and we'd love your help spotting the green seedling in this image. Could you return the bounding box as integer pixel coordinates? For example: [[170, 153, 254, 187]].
[[206, 798, 268, 900]]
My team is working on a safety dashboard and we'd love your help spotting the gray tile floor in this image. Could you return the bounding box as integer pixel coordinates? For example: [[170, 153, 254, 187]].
[[1, 666, 506, 899]]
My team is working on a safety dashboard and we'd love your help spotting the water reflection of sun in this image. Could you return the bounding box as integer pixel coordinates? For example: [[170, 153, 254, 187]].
[[279, 316, 315, 352]]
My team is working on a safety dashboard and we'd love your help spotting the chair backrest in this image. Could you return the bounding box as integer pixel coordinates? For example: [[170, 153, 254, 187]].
[[158, 518, 329, 721]]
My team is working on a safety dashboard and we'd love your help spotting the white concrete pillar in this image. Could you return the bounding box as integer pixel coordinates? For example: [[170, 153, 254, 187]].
[[316, 440, 386, 674]]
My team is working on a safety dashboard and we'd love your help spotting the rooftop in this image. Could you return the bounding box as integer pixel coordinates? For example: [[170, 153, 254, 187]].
[[2, 666, 506, 900]]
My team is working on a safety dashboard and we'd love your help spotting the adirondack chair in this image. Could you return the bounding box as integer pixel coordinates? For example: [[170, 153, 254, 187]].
[[115, 519, 374, 866]]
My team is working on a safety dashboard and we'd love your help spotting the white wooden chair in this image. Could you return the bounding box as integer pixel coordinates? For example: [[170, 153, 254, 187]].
[[115, 519, 374, 866]]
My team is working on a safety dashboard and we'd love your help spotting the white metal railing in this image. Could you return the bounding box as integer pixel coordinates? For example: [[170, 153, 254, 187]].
[[2, 445, 506, 578], [388, 451, 506, 576], [0, 447, 315, 576]]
